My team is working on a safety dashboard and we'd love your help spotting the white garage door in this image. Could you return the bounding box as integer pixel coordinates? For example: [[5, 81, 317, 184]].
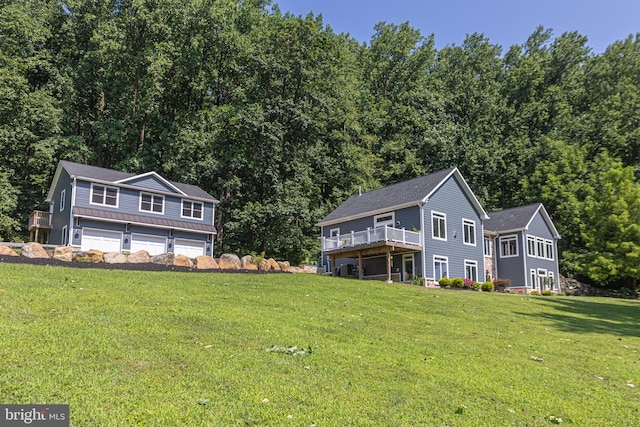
[[174, 239, 205, 258], [81, 229, 122, 253], [130, 233, 166, 256]]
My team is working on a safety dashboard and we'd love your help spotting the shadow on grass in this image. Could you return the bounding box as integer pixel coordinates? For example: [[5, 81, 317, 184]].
[[516, 297, 640, 338]]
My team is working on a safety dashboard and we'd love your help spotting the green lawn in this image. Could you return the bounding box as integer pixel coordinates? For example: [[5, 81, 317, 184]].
[[0, 263, 638, 426]]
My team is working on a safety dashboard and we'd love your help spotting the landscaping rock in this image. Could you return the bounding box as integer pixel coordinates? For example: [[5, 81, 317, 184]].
[[267, 258, 281, 271], [73, 249, 104, 263], [218, 253, 241, 270], [104, 252, 127, 264], [195, 255, 219, 270], [127, 250, 150, 264], [0, 245, 18, 257], [151, 253, 174, 265], [21, 242, 50, 259], [277, 261, 290, 272], [53, 246, 73, 262], [258, 258, 270, 272], [241, 255, 258, 270], [173, 254, 194, 268]]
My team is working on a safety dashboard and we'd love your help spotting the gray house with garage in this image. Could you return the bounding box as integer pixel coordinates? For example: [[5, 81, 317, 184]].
[[316, 167, 489, 284], [30, 160, 218, 257], [483, 203, 561, 292]]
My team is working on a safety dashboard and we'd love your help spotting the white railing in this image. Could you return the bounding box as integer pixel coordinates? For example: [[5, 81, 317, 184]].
[[322, 226, 421, 251]]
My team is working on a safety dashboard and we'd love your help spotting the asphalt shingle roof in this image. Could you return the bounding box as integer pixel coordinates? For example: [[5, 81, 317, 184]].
[[317, 168, 457, 225], [483, 203, 543, 233], [59, 160, 218, 202]]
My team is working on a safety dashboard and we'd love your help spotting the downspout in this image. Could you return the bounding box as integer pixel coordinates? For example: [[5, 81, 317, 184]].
[[554, 239, 560, 291], [68, 177, 77, 246], [419, 201, 426, 286]]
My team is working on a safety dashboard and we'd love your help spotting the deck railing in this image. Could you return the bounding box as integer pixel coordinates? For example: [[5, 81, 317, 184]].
[[28, 211, 52, 230], [322, 226, 420, 251]]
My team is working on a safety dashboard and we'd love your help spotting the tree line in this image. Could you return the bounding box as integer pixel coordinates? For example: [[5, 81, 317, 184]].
[[1, 0, 639, 290]]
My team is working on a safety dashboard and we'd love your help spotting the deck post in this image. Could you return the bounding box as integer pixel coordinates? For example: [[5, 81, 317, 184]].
[[358, 251, 363, 280], [330, 255, 336, 276], [386, 248, 392, 283]]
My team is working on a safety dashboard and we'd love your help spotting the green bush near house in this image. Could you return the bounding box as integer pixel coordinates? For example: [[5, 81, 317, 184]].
[[481, 281, 495, 292], [438, 277, 451, 287], [0, 263, 638, 426], [530, 290, 540, 295], [451, 277, 464, 288], [542, 290, 553, 296]]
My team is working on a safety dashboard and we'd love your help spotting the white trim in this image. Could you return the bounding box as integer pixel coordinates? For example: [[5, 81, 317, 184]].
[[114, 171, 187, 196], [527, 235, 536, 257], [90, 183, 119, 207], [61, 225, 68, 246], [530, 269, 537, 289], [462, 218, 476, 246], [433, 255, 449, 281], [545, 239, 554, 260], [464, 259, 478, 282], [374, 212, 395, 228], [483, 236, 492, 257], [431, 211, 447, 241], [329, 228, 340, 238], [139, 192, 165, 215], [59, 189, 66, 212], [402, 253, 415, 282], [499, 234, 518, 258], [180, 199, 203, 220]]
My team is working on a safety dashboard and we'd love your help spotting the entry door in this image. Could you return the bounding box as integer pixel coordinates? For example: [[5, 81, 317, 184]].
[[402, 254, 415, 282]]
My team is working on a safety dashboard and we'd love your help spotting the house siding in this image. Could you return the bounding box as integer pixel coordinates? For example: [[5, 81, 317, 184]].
[[495, 232, 526, 287], [74, 179, 215, 226], [422, 177, 485, 281], [49, 169, 73, 245], [119, 175, 177, 193], [320, 206, 421, 239], [523, 212, 559, 289]]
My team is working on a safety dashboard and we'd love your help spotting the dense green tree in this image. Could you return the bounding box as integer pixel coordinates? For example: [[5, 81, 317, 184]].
[[567, 159, 640, 290]]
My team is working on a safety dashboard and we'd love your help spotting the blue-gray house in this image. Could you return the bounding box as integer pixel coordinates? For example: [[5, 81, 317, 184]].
[[32, 160, 218, 257], [483, 203, 561, 292], [316, 167, 489, 284]]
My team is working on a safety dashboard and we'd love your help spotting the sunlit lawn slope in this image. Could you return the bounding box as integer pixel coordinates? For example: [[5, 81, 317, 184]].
[[0, 263, 638, 426]]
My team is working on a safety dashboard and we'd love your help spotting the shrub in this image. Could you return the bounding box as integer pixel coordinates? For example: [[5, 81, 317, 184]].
[[541, 290, 553, 296], [481, 281, 494, 292], [451, 277, 464, 288], [470, 281, 482, 291], [565, 290, 572, 296], [494, 278, 511, 292], [530, 290, 539, 296], [438, 277, 451, 288], [411, 276, 424, 287]]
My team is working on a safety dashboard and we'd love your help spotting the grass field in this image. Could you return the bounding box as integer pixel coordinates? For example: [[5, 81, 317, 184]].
[[0, 263, 638, 426]]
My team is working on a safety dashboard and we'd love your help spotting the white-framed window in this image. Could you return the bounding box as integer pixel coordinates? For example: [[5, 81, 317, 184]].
[[462, 219, 476, 246], [530, 269, 537, 288], [434, 255, 448, 280], [538, 268, 548, 291], [484, 237, 492, 257], [91, 184, 118, 207], [59, 189, 65, 212], [499, 235, 518, 257], [140, 193, 164, 214], [536, 238, 545, 259], [330, 228, 340, 238], [432, 211, 446, 240], [464, 260, 478, 282], [548, 271, 555, 289], [545, 240, 554, 260], [374, 212, 395, 228], [181, 200, 203, 219], [527, 235, 536, 257], [61, 225, 68, 245]]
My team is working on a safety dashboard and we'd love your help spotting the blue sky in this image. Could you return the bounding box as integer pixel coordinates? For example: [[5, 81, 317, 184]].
[[272, 0, 639, 54]]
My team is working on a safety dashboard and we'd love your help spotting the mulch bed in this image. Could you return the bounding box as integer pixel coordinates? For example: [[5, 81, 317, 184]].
[[0, 255, 277, 274]]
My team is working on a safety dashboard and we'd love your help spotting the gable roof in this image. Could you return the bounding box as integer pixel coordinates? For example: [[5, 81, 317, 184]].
[[316, 167, 488, 227], [47, 160, 218, 202], [484, 203, 560, 239]]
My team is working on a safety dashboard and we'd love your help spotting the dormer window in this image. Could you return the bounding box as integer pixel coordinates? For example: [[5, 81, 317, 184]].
[[140, 193, 164, 214], [91, 184, 118, 207], [182, 200, 203, 219]]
